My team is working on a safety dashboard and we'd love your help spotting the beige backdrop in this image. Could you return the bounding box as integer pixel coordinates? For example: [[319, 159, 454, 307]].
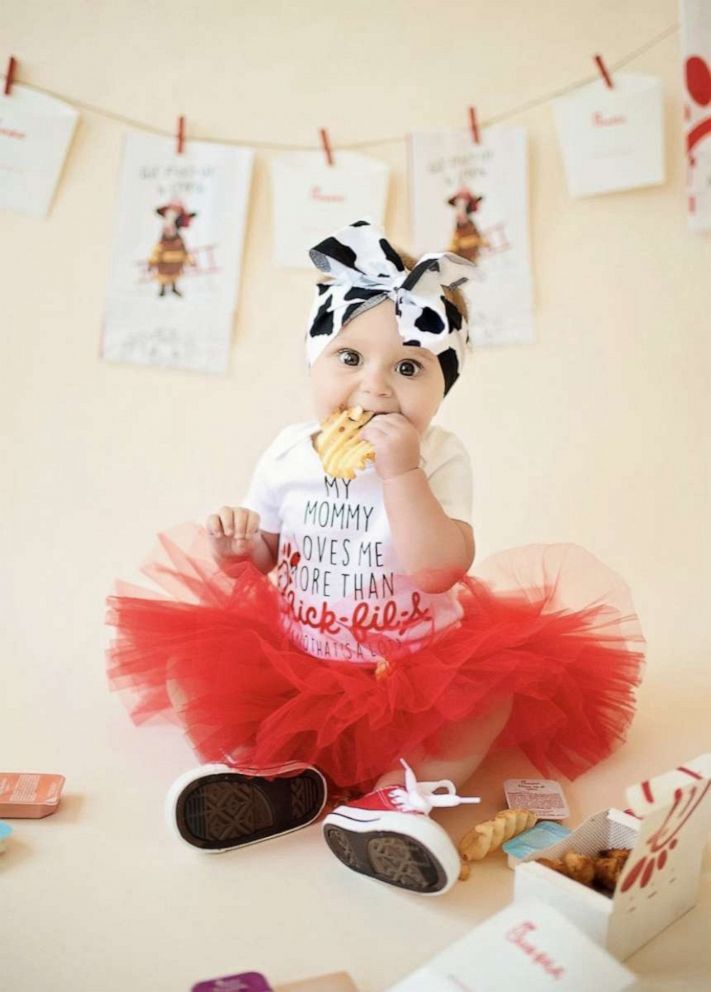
[[2, 1, 710, 990]]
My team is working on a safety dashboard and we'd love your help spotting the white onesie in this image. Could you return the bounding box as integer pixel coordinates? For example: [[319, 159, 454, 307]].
[[242, 419, 473, 664]]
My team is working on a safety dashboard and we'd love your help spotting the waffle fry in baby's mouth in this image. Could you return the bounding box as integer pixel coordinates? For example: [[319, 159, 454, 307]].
[[315, 406, 376, 480]]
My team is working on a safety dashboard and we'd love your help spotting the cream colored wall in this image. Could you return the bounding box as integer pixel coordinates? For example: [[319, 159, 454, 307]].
[[3, 3, 711, 990], [4, 0, 708, 705], [3, 0, 707, 703]]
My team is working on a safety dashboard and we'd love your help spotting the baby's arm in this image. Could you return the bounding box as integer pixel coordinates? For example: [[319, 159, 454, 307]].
[[206, 506, 279, 575], [358, 415, 473, 593], [382, 471, 475, 594]]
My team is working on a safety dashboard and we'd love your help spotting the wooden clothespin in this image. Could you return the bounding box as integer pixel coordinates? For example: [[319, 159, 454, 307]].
[[593, 54, 614, 89], [468, 106, 480, 144], [319, 127, 335, 166], [4, 56, 17, 96], [176, 115, 186, 155]]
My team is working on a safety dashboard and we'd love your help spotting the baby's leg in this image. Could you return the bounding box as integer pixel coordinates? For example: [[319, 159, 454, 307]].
[[375, 695, 513, 791]]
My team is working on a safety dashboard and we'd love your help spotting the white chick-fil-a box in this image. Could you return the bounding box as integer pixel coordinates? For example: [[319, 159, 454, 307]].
[[514, 753, 711, 960], [385, 900, 634, 992]]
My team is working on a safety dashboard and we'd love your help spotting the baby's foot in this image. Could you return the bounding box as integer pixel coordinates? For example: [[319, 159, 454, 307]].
[[166, 762, 327, 853]]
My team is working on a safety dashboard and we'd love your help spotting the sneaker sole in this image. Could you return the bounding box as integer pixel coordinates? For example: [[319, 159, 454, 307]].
[[323, 824, 449, 893], [173, 767, 327, 852]]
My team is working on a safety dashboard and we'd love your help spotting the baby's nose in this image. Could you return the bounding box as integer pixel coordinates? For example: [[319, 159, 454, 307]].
[[361, 367, 392, 396]]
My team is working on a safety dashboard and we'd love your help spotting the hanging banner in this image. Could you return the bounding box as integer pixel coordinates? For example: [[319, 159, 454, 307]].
[[682, 0, 711, 231], [552, 73, 664, 198], [270, 150, 389, 268], [0, 84, 78, 218], [101, 130, 254, 374], [409, 125, 534, 347]]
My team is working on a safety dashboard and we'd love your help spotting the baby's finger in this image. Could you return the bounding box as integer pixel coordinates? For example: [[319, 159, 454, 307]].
[[218, 506, 235, 536], [369, 414, 401, 433], [245, 509, 261, 538], [206, 513, 224, 536], [378, 413, 410, 436], [232, 508, 256, 542], [361, 423, 386, 442]]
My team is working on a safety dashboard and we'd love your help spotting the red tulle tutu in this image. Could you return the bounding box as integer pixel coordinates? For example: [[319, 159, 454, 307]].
[[106, 524, 645, 793]]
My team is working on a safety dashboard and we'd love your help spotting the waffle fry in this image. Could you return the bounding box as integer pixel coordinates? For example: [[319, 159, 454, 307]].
[[315, 406, 376, 480], [458, 808, 538, 863]]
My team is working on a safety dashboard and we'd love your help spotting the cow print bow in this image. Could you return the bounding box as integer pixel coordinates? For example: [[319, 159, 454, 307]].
[[305, 219, 475, 395]]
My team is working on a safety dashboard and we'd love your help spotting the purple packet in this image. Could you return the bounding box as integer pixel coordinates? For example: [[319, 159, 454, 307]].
[[192, 972, 273, 992]]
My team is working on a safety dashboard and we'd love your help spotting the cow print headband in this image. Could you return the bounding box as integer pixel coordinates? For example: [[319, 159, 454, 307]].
[[305, 220, 475, 395]]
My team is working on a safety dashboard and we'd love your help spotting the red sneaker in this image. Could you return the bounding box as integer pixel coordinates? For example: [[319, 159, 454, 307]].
[[322, 760, 480, 895], [166, 761, 328, 853]]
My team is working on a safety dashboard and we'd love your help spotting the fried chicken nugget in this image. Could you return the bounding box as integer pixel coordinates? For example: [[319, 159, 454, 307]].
[[537, 857, 567, 875], [562, 851, 596, 886], [538, 847, 632, 893], [600, 848, 632, 865], [594, 856, 624, 891], [595, 849, 631, 891]]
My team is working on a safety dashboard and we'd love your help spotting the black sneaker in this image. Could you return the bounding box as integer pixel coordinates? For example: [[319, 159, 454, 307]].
[[166, 762, 328, 852]]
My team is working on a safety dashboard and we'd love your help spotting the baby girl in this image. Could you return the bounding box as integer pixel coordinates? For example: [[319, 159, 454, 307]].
[[107, 220, 644, 896]]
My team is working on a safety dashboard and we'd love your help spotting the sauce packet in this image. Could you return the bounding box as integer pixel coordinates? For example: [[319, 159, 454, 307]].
[[504, 778, 570, 820], [502, 820, 572, 867], [0, 773, 65, 818]]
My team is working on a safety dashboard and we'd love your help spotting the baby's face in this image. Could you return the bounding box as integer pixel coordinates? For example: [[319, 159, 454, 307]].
[[309, 299, 445, 436]]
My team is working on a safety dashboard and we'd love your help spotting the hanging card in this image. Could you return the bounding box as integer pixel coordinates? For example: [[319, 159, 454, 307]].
[[552, 73, 664, 197], [101, 130, 254, 374], [0, 84, 78, 218], [270, 150, 389, 268], [409, 125, 534, 346]]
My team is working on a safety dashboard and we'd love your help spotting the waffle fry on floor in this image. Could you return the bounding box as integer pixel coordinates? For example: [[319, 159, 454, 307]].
[[458, 808, 537, 864], [315, 406, 375, 480]]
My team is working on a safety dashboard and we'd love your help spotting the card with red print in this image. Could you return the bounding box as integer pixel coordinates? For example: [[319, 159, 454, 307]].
[[552, 73, 664, 198], [385, 901, 634, 991]]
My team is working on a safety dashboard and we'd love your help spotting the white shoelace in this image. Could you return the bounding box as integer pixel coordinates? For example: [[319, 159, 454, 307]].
[[389, 758, 481, 815]]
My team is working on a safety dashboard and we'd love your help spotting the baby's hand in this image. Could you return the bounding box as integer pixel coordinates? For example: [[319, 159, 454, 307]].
[[206, 506, 261, 560], [359, 413, 421, 481]]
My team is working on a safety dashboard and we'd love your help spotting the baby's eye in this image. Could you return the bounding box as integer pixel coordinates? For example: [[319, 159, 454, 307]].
[[337, 349, 361, 367], [396, 359, 423, 378]]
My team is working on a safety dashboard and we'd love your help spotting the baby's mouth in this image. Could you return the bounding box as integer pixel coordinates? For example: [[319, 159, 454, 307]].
[[338, 405, 396, 420]]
